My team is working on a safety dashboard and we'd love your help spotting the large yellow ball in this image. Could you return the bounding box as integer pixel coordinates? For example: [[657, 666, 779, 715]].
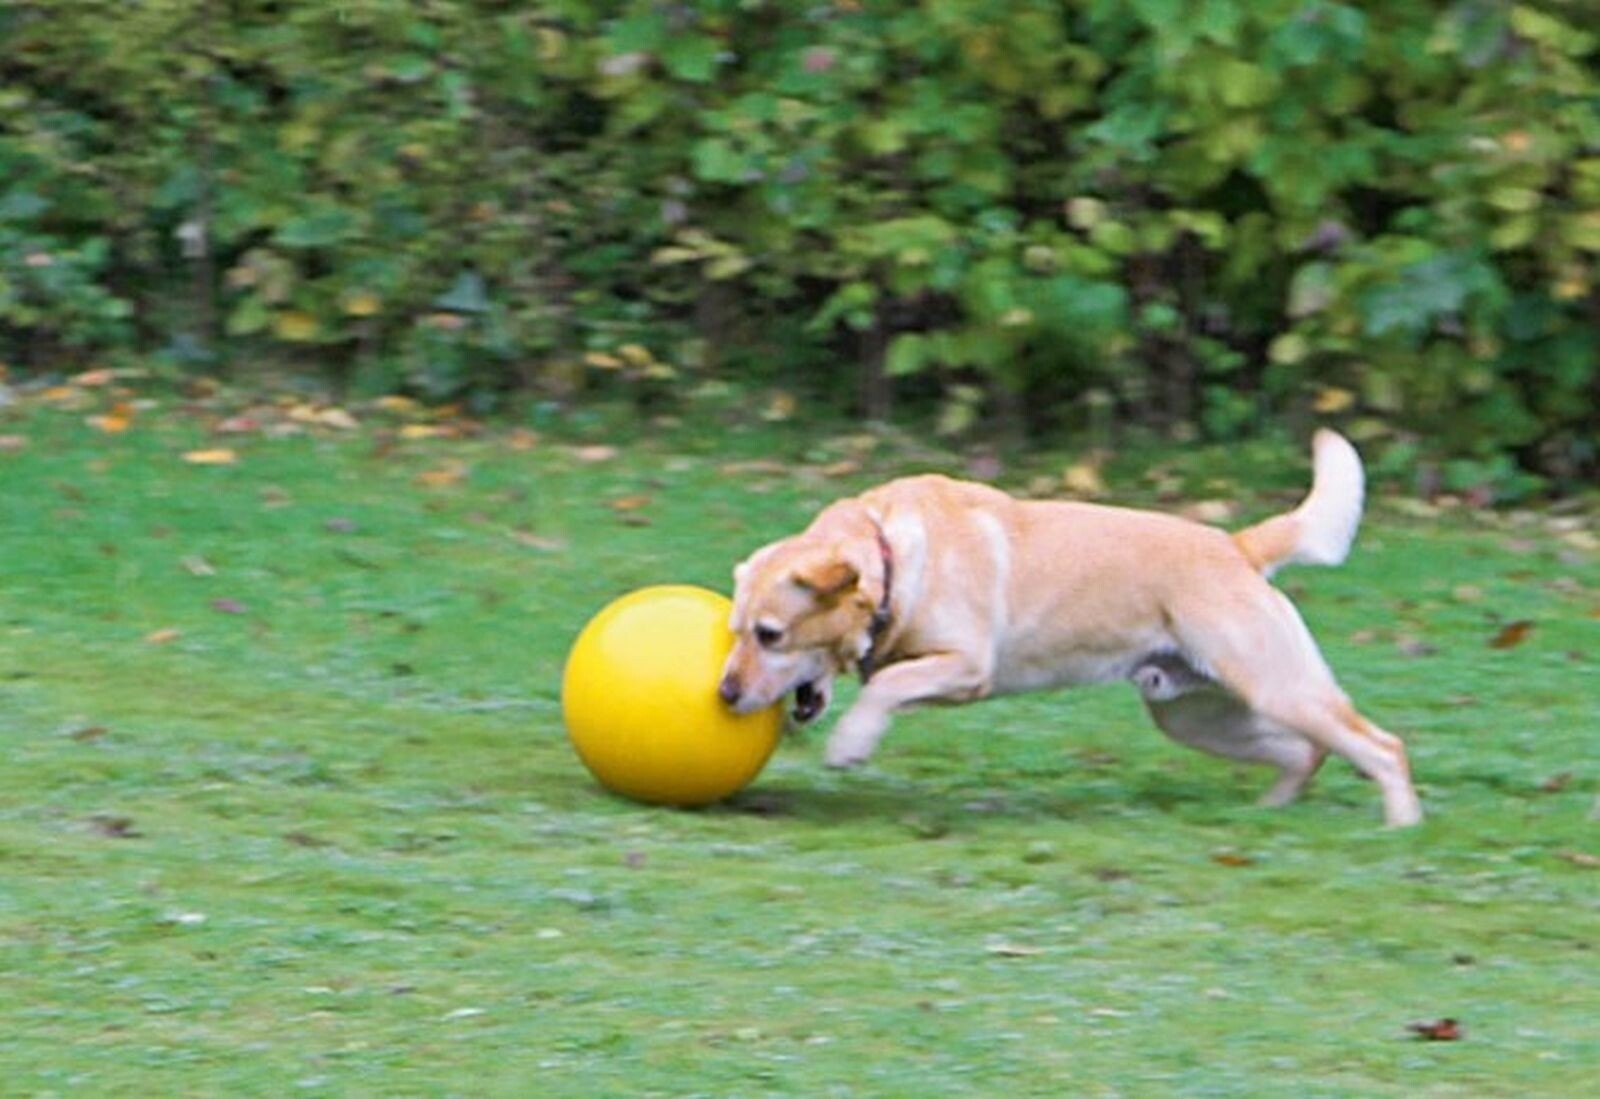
[[561, 585, 783, 807]]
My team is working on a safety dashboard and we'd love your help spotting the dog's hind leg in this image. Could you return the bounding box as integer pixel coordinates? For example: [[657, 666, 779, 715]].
[[1142, 688, 1328, 807], [1171, 581, 1421, 827]]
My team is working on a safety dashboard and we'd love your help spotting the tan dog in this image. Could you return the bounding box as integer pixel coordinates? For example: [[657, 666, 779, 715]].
[[719, 431, 1422, 827]]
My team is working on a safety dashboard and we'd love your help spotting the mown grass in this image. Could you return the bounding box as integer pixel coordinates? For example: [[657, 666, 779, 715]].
[[1, 397, 1595, 1097]]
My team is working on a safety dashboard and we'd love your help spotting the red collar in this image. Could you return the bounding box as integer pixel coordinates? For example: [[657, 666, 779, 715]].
[[859, 523, 894, 681]]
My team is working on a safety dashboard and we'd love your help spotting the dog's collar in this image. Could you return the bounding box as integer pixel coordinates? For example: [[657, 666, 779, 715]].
[[859, 520, 894, 682]]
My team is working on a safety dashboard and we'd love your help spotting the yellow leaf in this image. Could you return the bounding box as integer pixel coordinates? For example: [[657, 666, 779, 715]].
[[87, 402, 135, 434], [400, 424, 448, 440], [274, 311, 320, 342], [762, 391, 797, 422], [375, 395, 422, 415], [317, 408, 359, 430], [145, 627, 182, 645], [183, 448, 238, 465], [73, 368, 117, 387], [584, 351, 624, 370], [536, 26, 567, 61], [342, 291, 382, 317], [415, 462, 467, 488], [1313, 386, 1355, 413], [1062, 460, 1106, 497]]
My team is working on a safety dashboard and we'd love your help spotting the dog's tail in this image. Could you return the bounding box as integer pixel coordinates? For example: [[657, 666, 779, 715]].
[[1231, 430, 1364, 578]]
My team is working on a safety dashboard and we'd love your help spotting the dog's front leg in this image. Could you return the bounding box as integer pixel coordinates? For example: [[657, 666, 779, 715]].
[[825, 653, 990, 768]]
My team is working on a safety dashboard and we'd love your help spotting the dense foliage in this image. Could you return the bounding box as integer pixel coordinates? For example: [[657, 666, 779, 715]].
[[3, 1, 1596, 481]]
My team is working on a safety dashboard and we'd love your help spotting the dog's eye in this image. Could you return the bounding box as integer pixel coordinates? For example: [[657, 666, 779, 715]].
[[754, 624, 783, 649]]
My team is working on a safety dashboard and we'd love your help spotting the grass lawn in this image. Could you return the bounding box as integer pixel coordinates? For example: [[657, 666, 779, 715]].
[[1, 389, 1595, 1096]]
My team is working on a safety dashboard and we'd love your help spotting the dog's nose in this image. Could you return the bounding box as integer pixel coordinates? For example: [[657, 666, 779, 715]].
[[717, 674, 742, 707]]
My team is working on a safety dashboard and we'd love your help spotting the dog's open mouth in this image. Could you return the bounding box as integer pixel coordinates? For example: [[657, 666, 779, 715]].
[[792, 680, 825, 724]]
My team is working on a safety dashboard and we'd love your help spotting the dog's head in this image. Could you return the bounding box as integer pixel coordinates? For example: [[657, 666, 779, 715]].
[[719, 511, 884, 723]]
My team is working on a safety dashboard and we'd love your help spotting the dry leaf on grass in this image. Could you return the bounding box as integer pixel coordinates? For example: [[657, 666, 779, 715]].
[[986, 942, 1045, 958], [1488, 620, 1535, 649], [183, 448, 238, 465], [144, 627, 182, 645], [1407, 1018, 1463, 1041], [415, 462, 468, 489]]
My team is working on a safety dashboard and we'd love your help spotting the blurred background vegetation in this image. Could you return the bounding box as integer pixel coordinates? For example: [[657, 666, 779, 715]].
[[2, 1, 1596, 489]]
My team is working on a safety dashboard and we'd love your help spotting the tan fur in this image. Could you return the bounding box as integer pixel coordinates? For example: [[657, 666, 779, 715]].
[[722, 433, 1421, 827]]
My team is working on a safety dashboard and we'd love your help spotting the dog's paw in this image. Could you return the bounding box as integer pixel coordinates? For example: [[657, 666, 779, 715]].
[[823, 730, 877, 769]]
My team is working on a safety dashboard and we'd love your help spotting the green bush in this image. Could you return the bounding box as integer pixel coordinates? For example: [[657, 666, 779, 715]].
[[1, 1, 1595, 482]]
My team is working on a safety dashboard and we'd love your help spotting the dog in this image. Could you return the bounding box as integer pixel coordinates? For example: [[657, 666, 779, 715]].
[[718, 431, 1422, 827]]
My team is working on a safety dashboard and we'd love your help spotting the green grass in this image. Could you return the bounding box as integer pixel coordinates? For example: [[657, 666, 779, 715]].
[[1, 399, 1596, 1096]]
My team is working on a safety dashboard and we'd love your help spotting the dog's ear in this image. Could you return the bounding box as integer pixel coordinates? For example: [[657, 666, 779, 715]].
[[791, 552, 858, 598]]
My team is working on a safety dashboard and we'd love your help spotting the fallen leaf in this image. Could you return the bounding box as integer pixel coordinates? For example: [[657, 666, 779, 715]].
[[183, 448, 238, 466], [72, 367, 116, 386], [507, 428, 540, 451], [986, 942, 1045, 958], [820, 459, 860, 478], [284, 831, 329, 848], [210, 598, 248, 615], [317, 407, 360, 430], [1488, 620, 1535, 649], [215, 414, 263, 434], [1211, 851, 1255, 867], [181, 555, 216, 577], [415, 463, 467, 489], [260, 486, 293, 508], [1556, 850, 1600, 869], [1182, 499, 1237, 525], [1539, 772, 1573, 793], [88, 814, 141, 839], [762, 391, 797, 422], [1396, 634, 1438, 658], [510, 530, 566, 552], [144, 627, 182, 645], [68, 725, 110, 742], [572, 444, 618, 463], [0, 435, 28, 452], [399, 423, 450, 440], [1062, 459, 1107, 497], [325, 517, 358, 534], [87, 401, 135, 433], [1407, 1018, 1463, 1042], [609, 493, 652, 513]]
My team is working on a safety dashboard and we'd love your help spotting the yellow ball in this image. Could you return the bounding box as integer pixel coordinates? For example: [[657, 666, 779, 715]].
[[561, 585, 783, 807]]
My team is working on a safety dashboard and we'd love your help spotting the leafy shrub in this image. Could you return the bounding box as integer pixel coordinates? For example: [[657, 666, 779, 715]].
[[1, 0, 1595, 481]]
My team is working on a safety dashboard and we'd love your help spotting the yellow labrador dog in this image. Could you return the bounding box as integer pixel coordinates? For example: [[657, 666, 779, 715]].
[[719, 431, 1421, 827]]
